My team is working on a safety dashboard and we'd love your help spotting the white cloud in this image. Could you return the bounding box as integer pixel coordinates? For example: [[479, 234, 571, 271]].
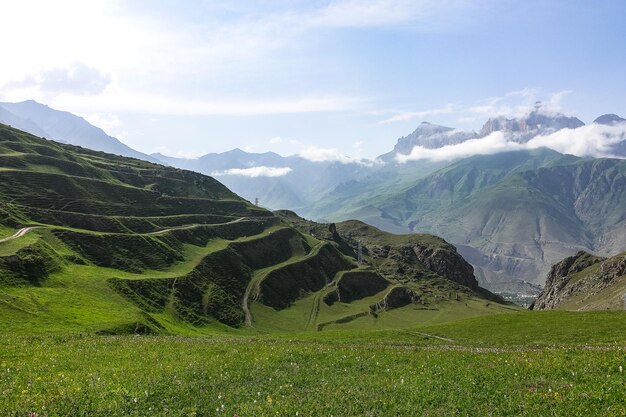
[[297, 146, 379, 165], [528, 122, 626, 158], [396, 131, 522, 162], [269, 136, 284, 145], [396, 122, 626, 162], [298, 146, 358, 163], [211, 166, 292, 178]]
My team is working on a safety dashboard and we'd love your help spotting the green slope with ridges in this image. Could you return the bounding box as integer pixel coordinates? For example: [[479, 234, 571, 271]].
[[0, 123, 513, 335]]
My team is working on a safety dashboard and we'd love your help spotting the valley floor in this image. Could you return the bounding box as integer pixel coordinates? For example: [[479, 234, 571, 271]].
[[1, 311, 624, 416]]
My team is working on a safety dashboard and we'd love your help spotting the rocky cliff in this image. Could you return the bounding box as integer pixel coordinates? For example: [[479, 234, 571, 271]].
[[531, 250, 626, 310]]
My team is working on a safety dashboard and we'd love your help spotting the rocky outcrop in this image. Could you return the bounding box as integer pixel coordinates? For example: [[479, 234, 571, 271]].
[[411, 243, 478, 289], [531, 250, 626, 310], [370, 286, 420, 312], [323, 271, 389, 305]]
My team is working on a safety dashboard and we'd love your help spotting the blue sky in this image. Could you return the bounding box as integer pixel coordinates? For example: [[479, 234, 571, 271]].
[[1, 0, 625, 159]]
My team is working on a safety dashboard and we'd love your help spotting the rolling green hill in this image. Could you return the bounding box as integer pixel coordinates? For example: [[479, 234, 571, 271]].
[[302, 149, 626, 297], [0, 124, 510, 335]]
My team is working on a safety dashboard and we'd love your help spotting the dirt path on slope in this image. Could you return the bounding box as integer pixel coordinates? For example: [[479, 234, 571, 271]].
[[0, 227, 39, 244], [145, 217, 247, 235]]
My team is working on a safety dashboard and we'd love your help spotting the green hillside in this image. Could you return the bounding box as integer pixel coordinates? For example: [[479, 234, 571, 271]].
[[0, 124, 509, 335]]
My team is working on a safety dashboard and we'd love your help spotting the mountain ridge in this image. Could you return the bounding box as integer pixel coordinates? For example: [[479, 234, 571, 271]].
[[0, 100, 160, 163]]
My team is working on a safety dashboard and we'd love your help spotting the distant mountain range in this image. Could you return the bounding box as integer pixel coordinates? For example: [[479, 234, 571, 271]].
[[0, 100, 159, 163], [150, 149, 374, 210]]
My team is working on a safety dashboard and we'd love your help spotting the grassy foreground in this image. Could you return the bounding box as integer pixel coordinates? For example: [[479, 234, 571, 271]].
[[1, 312, 625, 416]]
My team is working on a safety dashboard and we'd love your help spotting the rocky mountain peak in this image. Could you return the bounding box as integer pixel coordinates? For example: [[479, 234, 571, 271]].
[[479, 110, 584, 141], [593, 114, 626, 125], [389, 122, 475, 156]]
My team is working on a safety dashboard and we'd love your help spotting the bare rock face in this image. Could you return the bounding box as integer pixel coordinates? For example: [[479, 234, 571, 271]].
[[478, 110, 584, 142], [411, 243, 478, 289], [530, 250, 626, 310], [370, 286, 420, 312], [531, 251, 604, 310], [323, 271, 389, 306]]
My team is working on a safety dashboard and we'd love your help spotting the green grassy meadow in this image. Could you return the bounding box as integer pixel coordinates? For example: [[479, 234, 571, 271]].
[[1, 312, 625, 416]]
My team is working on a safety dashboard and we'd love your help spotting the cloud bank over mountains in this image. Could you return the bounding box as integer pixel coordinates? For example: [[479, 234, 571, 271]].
[[396, 121, 626, 163], [211, 166, 292, 178]]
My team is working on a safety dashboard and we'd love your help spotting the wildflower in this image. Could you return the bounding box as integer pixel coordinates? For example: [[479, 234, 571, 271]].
[[620, 366, 623, 373]]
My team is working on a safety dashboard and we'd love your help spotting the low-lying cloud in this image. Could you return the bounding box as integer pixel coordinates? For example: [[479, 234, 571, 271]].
[[298, 146, 378, 166], [298, 146, 355, 163], [396, 122, 626, 163], [211, 166, 292, 178]]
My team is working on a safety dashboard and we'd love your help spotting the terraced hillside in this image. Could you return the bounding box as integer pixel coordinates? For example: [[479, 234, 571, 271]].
[[0, 124, 513, 334]]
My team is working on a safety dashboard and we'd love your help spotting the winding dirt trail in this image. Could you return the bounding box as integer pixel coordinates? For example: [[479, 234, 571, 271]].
[[0, 217, 247, 244], [0, 227, 39, 244], [145, 217, 247, 235]]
